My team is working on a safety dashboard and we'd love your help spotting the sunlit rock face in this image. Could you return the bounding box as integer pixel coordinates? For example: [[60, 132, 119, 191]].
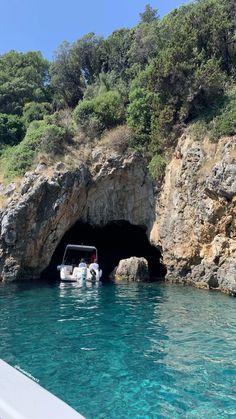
[[151, 134, 236, 296], [0, 148, 154, 281], [1, 134, 236, 296]]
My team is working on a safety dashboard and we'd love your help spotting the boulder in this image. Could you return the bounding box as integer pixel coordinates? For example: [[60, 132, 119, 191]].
[[111, 257, 150, 282], [217, 260, 236, 296]]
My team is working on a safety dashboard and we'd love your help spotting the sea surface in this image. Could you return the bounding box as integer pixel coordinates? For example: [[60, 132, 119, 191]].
[[0, 280, 235, 418]]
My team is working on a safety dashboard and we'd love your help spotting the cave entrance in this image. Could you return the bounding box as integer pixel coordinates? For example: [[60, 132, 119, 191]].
[[42, 221, 166, 281]]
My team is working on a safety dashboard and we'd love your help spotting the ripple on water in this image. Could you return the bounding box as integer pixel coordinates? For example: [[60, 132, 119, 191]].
[[0, 281, 236, 418]]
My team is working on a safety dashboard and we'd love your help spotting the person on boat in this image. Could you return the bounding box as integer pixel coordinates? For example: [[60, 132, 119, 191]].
[[90, 253, 96, 263], [79, 259, 87, 268], [89, 259, 99, 281], [89, 258, 99, 271]]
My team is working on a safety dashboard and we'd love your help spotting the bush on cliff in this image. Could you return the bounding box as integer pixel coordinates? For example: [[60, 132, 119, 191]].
[[22, 102, 53, 127], [1, 120, 72, 178], [210, 90, 236, 140], [148, 154, 166, 180], [73, 90, 125, 138], [0, 113, 25, 146], [100, 125, 133, 153], [190, 87, 236, 141]]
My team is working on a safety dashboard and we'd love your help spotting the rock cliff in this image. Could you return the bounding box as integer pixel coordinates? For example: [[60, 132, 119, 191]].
[[0, 148, 154, 281], [0, 134, 236, 296], [151, 134, 236, 296]]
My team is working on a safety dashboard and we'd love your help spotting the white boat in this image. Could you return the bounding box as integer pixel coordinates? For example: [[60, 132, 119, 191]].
[[58, 245, 102, 283], [0, 359, 84, 419]]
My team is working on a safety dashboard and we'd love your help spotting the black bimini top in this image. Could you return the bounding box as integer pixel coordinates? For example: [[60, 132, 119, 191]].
[[62, 244, 98, 265], [66, 245, 97, 252]]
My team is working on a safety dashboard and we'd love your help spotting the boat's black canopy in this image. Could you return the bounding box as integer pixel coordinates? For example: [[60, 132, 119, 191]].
[[62, 245, 98, 265], [66, 245, 97, 252]]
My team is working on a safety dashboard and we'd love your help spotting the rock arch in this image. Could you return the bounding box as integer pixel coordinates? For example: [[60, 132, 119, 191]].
[[42, 220, 166, 280], [0, 151, 159, 281]]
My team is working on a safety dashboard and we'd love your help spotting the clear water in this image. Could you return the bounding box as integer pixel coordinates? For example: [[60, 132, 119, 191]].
[[0, 281, 236, 419]]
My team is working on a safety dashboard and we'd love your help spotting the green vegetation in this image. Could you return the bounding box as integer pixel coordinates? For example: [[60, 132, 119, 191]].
[[0, 50, 50, 115], [148, 154, 166, 180], [1, 119, 73, 179], [0, 0, 235, 179], [190, 87, 236, 141], [0, 113, 25, 146], [74, 90, 125, 138]]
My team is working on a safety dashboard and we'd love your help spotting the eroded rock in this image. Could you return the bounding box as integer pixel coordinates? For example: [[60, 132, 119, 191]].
[[1, 134, 236, 296], [0, 150, 154, 281], [151, 135, 236, 296]]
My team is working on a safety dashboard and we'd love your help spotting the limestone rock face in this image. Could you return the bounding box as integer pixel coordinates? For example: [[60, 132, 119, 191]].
[[151, 134, 236, 296], [0, 148, 154, 281], [111, 257, 150, 282], [1, 133, 236, 297]]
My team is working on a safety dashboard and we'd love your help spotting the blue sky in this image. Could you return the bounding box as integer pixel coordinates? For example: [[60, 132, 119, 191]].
[[0, 0, 191, 60]]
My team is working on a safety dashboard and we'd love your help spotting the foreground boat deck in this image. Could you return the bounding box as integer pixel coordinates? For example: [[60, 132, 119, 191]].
[[0, 359, 84, 419]]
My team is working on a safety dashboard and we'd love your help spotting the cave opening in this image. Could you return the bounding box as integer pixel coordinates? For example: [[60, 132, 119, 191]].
[[42, 220, 166, 281]]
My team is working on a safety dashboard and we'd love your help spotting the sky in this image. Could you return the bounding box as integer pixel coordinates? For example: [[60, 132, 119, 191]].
[[0, 0, 191, 60]]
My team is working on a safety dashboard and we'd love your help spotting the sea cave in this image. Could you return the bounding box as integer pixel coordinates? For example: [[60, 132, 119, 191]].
[[42, 220, 166, 281]]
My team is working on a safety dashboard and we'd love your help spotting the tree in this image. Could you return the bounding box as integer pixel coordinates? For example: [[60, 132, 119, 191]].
[[73, 33, 104, 85], [127, 69, 156, 146], [143, 0, 233, 145], [102, 29, 133, 81], [139, 4, 159, 23], [128, 20, 159, 72], [50, 34, 106, 108], [50, 42, 85, 108], [0, 50, 50, 115]]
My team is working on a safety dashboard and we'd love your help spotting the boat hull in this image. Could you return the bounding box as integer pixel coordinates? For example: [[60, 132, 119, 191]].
[[60, 266, 102, 282]]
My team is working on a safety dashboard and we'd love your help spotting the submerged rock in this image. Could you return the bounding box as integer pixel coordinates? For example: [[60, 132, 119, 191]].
[[111, 257, 150, 282]]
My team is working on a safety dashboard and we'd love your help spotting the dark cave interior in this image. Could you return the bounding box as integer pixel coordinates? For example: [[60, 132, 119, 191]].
[[41, 220, 166, 281]]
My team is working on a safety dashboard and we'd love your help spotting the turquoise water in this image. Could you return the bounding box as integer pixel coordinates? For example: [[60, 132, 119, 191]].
[[0, 281, 236, 418]]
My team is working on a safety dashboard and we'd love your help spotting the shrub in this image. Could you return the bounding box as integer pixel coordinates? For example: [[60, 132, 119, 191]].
[[0, 113, 25, 146], [148, 154, 166, 180], [210, 94, 236, 140], [190, 120, 208, 142], [1, 120, 69, 178], [190, 87, 236, 142], [22, 102, 52, 126], [73, 91, 125, 138], [127, 86, 154, 147], [93, 91, 124, 127], [100, 125, 133, 153], [74, 98, 104, 138]]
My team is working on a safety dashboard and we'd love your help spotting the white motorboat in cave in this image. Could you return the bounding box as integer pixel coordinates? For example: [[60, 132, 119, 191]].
[[58, 244, 102, 283]]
